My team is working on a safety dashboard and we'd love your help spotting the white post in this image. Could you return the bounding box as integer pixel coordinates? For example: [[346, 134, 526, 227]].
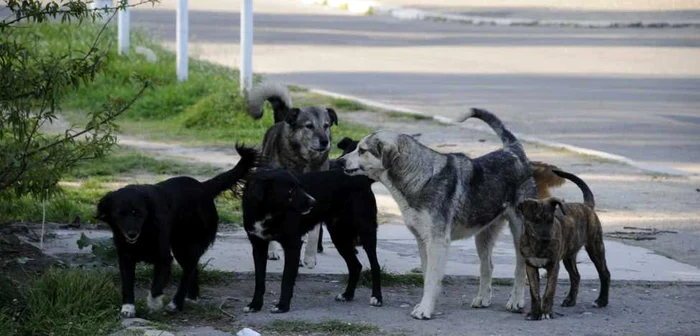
[[176, 0, 189, 81], [117, 0, 130, 55], [240, 0, 253, 95], [91, 0, 112, 22]]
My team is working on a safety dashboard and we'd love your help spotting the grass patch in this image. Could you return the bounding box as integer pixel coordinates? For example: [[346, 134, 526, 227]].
[[65, 146, 220, 180], [0, 269, 121, 336], [267, 319, 379, 335], [386, 111, 432, 121], [355, 269, 424, 287], [329, 98, 366, 111]]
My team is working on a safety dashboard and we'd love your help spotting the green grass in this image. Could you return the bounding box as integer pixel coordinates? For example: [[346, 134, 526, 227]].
[[386, 111, 433, 121], [267, 319, 379, 335], [1, 269, 122, 336], [355, 269, 424, 287]]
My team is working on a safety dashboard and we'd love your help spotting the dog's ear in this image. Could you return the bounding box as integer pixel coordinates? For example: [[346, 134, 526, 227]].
[[285, 108, 301, 125], [517, 198, 537, 214], [337, 137, 354, 150], [549, 198, 567, 217], [95, 192, 113, 221], [326, 107, 338, 126]]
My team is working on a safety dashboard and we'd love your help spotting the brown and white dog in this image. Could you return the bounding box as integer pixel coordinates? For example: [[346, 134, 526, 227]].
[[518, 169, 610, 320]]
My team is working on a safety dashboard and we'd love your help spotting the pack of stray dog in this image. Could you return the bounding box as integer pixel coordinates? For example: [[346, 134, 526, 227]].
[[96, 82, 609, 322]]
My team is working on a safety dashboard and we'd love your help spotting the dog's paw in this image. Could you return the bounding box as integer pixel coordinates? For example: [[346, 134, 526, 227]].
[[335, 293, 354, 302], [562, 297, 576, 307], [147, 294, 164, 312], [526, 311, 552, 321], [268, 251, 280, 260], [120, 304, 136, 318], [470, 295, 492, 308], [593, 298, 608, 308], [506, 296, 526, 312], [270, 304, 289, 314], [243, 304, 260, 313], [410, 303, 433, 320], [302, 254, 317, 269], [166, 301, 179, 313], [369, 296, 383, 307]]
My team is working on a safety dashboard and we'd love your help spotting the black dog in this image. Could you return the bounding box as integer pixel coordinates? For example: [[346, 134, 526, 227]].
[[242, 166, 382, 313], [97, 145, 258, 318]]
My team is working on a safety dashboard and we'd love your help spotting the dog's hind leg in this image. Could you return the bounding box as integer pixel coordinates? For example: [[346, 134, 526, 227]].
[[186, 268, 200, 301], [471, 220, 505, 308], [505, 210, 527, 312], [586, 230, 610, 308], [328, 226, 363, 303], [562, 256, 580, 307], [317, 225, 324, 253], [411, 230, 450, 320], [302, 223, 321, 268], [361, 230, 383, 306], [245, 237, 270, 313]]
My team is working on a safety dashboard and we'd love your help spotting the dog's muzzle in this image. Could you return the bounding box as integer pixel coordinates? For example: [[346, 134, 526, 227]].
[[124, 232, 141, 244]]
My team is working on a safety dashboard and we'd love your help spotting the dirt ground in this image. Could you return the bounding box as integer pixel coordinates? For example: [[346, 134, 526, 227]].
[[132, 273, 700, 336]]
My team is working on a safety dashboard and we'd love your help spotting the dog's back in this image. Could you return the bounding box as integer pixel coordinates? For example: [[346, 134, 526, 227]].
[[553, 169, 601, 254]]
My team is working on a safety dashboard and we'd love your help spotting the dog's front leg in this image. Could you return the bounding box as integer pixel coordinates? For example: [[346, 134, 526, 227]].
[[274, 239, 302, 313], [525, 265, 543, 320], [118, 255, 137, 318], [148, 256, 172, 313], [302, 223, 321, 268], [407, 226, 427, 274], [540, 262, 560, 319], [506, 214, 527, 312], [412, 234, 450, 320], [245, 237, 269, 313]]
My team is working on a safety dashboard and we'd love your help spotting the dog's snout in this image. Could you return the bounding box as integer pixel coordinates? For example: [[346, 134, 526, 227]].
[[319, 139, 329, 148], [126, 230, 139, 238], [336, 158, 346, 168]]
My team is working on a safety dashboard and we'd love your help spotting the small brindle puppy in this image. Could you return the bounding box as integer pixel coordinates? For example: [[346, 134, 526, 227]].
[[518, 169, 610, 320]]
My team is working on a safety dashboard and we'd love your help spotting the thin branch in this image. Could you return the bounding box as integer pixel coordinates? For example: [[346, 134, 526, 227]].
[[1, 0, 157, 28]]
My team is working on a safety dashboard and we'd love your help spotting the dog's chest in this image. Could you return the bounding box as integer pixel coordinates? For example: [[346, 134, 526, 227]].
[[247, 215, 273, 240]]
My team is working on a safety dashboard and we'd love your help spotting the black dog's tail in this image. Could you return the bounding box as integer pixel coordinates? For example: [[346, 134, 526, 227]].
[[552, 169, 595, 209], [202, 144, 260, 198], [246, 82, 293, 123], [457, 108, 526, 162]]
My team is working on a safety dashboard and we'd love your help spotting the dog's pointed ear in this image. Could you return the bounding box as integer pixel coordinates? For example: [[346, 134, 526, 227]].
[[326, 107, 338, 126], [285, 108, 301, 125], [337, 137, 353, 151], [517, 198, 537, 214], [550, 198, 567, 217]]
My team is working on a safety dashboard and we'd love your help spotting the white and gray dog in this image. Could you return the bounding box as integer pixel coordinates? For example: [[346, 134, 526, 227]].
[[247, 83, 338, 268], [338, 108, 534, 319]]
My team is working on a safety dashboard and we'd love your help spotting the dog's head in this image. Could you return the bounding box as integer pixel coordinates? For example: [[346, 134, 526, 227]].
[[244, 169, 317, 216], [96, 187, 155, 245], [285, 106, 338, 158], [517, 197, 567, 242], [338, 130, 417, 180]]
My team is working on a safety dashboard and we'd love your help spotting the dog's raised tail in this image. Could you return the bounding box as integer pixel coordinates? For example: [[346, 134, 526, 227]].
[[458, 108, 525, 159], [246, 82, 293, 122], [552, 169, 595, 208], [202, 144, 260, 198]]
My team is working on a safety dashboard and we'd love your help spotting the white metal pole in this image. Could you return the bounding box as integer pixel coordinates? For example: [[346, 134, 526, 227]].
[[240, 0, 253, 95], [176, 0, 189, 81], [117, 0, 130, 55]]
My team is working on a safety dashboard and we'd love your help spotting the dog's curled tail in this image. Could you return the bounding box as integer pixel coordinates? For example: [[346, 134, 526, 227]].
[[246, 82, 293, 122], [531, 161, 566, 199], [458, 108, 525, 160], [202, 144, 260, 198], [552, 169, 595, 208]]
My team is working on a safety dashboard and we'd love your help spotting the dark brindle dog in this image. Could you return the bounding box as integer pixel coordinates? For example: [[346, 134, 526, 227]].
[[517, 169, 610, 321]]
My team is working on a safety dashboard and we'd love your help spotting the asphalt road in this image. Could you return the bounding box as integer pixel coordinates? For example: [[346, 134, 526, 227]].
[[132, 0, 700, 174]]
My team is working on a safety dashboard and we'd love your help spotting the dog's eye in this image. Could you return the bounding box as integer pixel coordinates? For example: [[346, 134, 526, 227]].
[[358, 148, 366, 154], [305, 124, 314, 130], [323, 123, 329, 129]]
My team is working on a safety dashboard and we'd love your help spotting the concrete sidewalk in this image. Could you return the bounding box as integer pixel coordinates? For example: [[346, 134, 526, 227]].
[[300, 0, 700, 28]]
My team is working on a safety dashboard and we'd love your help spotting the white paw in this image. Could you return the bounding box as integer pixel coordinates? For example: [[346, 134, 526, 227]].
[[120, 304, 136, 318], [303, 254, 317, 269], [335, 293, 348, 302], [506, 296, 526, 312], [166, 301, 177, 312], [410, 303, 433, 320], [147, 294, 163, 312], [471, 295, 492, 308], [243, 306, 254, 313], [543, 313, 552, 320], [268, 251, 280, 260], [369, 296, 382, 307]]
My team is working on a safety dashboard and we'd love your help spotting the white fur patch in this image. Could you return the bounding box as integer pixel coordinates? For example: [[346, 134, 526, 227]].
[[248, 215, 273, 240], [335, 293, 347, 302], [147, 294, 163, 312], [166, 301, 177, 311], [120, 304, 136, 318], [369, 296, 382, 307], [243, 306, 254, 313]]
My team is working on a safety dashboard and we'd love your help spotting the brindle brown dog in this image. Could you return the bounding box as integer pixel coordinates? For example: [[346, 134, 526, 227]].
[[517, 169, 610, 321]]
